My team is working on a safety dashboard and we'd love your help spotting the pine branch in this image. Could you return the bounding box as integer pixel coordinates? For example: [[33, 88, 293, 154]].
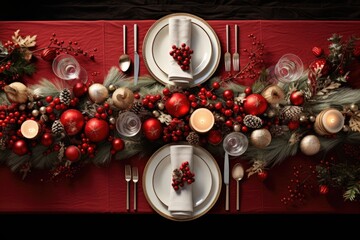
[[343, 182, 360, 201]]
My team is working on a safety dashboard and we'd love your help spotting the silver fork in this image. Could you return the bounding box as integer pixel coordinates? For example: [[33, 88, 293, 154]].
[[224, 24, 231, 72], [132, 166, 138, 211], [233, 24, 240, 71], [125, 164, 132, 211]]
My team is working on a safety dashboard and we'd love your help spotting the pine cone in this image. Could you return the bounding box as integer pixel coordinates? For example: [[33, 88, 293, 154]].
[[186, 131, 200, 145], [280, 106, 303, 121], [243, 115, 263, 128], [130, 101, 144, 114], [59, 88, 72, 105], [52, 120, 64, 135]]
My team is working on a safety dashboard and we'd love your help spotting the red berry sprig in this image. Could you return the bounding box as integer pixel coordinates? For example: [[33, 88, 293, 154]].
[[171, 161, 195, 191], [169, 43, 193, 71]]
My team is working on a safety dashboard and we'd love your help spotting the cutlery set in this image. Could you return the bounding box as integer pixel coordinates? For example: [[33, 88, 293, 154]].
[[119, 24, 139, 86], [224, 24, 240, 72], [125, 164, 139, 211]]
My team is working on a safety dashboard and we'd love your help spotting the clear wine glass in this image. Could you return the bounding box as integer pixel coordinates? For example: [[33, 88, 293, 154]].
[[274, 53, 304, 83], [52, 53, 88, 84]]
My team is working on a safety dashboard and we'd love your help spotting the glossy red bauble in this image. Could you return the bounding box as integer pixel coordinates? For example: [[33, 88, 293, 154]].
[[40, 48, 57, 62], [65, 145, 81, 162], [223, 89, 234, 100], [243, 93, 268, 116], [60, 109, 85, 136], [73, 82, 88, 98], [165, 92, 190, 118], [207, 129, 223, 145], [258, 171, 268, 181], [84, 118, 110, 143], [112, 138, 124, 151], [319, 185, 329, 195], [142, 118, 163, 141], [290, 91, 305, 106], [12, 139, 28, 156], [41, 132, 54, 147]]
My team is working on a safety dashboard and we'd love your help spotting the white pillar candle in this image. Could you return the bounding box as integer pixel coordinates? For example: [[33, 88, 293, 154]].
[[21, 120, 40, 139], [189, 108, 215, 133], [322, 109, 344, 134]]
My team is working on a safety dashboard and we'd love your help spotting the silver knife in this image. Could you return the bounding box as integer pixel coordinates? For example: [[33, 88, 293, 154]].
[[133, 24, 139, 86], [224, 152, 230, 211]]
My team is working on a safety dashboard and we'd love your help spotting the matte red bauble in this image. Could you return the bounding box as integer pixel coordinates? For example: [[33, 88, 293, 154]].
[[165, 92, 190, 118], [84, 118, 110, 142], [59, 109, 85, 136], [290, 91, 305, 106], [73, 82, 88, 98], [41, 132, 54, 147], [12, 139, 28, 156], [207, 129, 223, 145], [243, 93, 268, 116], [142, 118, 163, 141], [65, 145, 81, 162], [112, 138, 124, 151]]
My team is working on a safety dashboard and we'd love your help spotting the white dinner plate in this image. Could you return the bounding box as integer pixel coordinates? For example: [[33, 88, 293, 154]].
[[152, 154, 212, 207], [143, 13, 221, 87], [143, 143, 222, 221], [152, 23, 212, 77]]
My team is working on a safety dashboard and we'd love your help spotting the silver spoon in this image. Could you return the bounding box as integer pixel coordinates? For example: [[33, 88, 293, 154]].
[[232, 163, 244, 211], [119, 25, 131, 72]]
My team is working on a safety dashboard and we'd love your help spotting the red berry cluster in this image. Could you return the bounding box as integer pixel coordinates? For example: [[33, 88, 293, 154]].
[[37, 33, 97, 62], [169, 43, 193, 71], [172, 161, 195, 191]]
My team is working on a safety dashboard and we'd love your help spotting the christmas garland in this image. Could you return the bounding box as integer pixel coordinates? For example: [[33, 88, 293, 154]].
[[1, 30, 360, 202]]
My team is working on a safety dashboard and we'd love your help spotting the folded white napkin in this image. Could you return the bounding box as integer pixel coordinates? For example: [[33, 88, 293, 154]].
[[168, 145, 194, 217], [168, 17, 193, 85]]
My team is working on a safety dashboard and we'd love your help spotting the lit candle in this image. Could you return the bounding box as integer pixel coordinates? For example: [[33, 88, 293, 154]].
[[322, 109, 344, 134], [189, 108, 215, 133], [21, 120, 40, 139]]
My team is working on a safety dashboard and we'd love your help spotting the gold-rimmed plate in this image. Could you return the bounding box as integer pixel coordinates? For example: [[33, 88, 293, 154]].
[[152, 153, 212, 207], [143, 13, 221, 87], [143, 143, 222, 221]]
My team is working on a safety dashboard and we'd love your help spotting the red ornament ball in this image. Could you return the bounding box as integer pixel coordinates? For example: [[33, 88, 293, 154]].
[[243, 93, 268, 116], [73, 82, 88, 98], [223, 89, 234, 100], [290, 91, 305, 106], [40, 48, 57, 62], [60, 109, 85, 136], [84, 118, 110, 142], [319, 185, 329, 195], [257, 171, 268, 181], [12, 139, 28, 156], [41, 132, 54, 147], [207, 129, 223, 145], [65, 145, 81, 162], [112, 138, 124, 151], [142, 117, 163, 141], [311, 46, 324, 57], [288, 120, 300, 130], [165, 92, 190, 117]]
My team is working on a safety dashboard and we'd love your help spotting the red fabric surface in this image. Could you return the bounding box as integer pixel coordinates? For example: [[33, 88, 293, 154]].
[[0, 20, 360, 214]]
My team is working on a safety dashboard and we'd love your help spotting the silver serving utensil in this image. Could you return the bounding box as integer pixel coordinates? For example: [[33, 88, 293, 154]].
[[133, 24, 139, 85], [232, 163, 244, 211], [224, 24, 231, 72], [232, 24, 239, 71], [119, 25, 131, 72], [125, 164, 132, 211], [132, 166, 138, 211]]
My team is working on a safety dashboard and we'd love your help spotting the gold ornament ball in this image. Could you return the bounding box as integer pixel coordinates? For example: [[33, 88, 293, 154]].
[[250, 128, 272, 148], [261, 85, 285, 105], [88, 83, 109, 104], [300, 135, 321, 156], [233, 124, 241, 132], [39, 106, 47, 114], [350, 103, 359, 112], [108, 84, 116, 92], [112, 87, 134, 110]]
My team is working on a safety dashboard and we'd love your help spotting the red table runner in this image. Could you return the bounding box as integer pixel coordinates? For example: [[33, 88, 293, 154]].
[[1, 19, 360, 215]]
